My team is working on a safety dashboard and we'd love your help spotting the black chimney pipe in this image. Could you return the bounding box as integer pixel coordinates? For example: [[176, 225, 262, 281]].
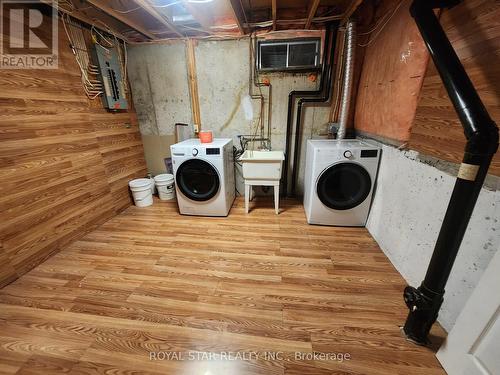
[[403, 0, 498, 345], [282, 23, 336, 196]]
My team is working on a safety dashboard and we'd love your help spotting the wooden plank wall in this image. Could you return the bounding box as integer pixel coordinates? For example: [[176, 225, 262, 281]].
[[0, 14, 147, 287], [410, 0, 500, 175], [354, 0, 430, 142], [90, 111, 147, 212]]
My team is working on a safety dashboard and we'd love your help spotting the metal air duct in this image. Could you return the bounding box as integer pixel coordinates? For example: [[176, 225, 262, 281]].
[[337, 21, 356, 140]]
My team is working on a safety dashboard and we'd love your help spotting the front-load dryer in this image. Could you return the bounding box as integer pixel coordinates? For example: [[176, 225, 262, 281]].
[[303, 139, 380, 226], [171, 138, 235, 216]]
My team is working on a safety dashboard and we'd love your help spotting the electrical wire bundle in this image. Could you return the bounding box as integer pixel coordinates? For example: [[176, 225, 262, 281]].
[[358, 0, 405, 47], [60, 0, 129, 101], [61, 14, 103, 99]]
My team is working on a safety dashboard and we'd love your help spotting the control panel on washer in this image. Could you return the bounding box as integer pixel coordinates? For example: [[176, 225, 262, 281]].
[[189, 147, 221, 157]]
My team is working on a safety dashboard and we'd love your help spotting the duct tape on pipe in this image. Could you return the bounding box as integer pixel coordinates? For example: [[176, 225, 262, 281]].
[[457, 163, 480, 181]]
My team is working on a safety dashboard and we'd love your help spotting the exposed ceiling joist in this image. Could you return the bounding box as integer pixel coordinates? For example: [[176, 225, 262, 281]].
[[227, 0, 245, 35], [85, 0, 157, 40], [132, 0, 184, 38], [52, 2, 131, 42], [54, 0, 354, 41], [272, 0, 277, 31], [341, 0, 363, 25], [305, 0, 321, 29]]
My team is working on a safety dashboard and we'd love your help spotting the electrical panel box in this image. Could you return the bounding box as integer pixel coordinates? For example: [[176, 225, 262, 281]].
[[93, 44, 128, 110]]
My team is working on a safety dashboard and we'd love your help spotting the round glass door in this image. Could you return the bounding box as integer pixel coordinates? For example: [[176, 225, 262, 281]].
[[176, 159, 220, 201], [316, 162, 372, 210]]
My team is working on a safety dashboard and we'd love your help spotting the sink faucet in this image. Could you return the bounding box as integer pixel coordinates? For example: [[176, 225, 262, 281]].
[[238, 135, 272, 152], [260, 139, 272, 151]]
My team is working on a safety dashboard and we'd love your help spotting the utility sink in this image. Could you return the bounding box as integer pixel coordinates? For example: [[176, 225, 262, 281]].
[[239, 150, 285, 180]]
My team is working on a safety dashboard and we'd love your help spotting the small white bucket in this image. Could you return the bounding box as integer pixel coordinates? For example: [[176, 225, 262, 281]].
[[154, 173, 175, 200], [129, 178, 153, 207]]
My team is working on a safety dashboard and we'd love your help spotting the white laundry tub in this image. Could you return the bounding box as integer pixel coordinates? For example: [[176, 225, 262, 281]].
[[239, 150, 285, 214], [239, 150, 285, 180]]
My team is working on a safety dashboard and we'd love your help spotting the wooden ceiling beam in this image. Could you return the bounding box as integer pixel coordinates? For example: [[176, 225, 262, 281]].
[[52, 2, 131, 42], [271, 0, 277, 31], [341, 0, 363, 25], [132, 0, 184, 38], [227, 0, 245, 35], [85, 0, 157, 39], [304, 0, 321, 29]]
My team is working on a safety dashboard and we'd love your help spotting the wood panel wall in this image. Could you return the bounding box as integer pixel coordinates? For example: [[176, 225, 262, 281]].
[[91, 111, 147, 212], [0, 13, 147, 287], [410, 0, 500, 175], [354, 0, 430, 142]]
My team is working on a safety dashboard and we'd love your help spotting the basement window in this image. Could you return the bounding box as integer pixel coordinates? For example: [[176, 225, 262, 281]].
[[257, 38, 321, 72]]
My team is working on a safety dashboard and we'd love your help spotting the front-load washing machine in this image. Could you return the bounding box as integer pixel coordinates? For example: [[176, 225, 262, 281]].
[[303, 139, 380, 226], [171, 138, 235, 216]]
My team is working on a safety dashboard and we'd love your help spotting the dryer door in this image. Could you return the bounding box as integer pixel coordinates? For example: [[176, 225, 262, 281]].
[[176, 159, 220, 201], [316, 162, 372, 210]]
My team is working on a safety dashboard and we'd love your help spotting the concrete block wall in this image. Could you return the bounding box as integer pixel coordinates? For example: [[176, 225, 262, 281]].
[[366, 143, 499, 332], [127, 39, 331, 195]]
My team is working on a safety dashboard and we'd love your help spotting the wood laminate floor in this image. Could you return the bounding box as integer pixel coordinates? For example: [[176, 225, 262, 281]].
[[0, 197, 446, 375]]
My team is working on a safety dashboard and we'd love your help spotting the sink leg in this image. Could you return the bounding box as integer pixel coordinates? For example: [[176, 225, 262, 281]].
[[274, 184, 279, 215], [245, 184, 250, 214]]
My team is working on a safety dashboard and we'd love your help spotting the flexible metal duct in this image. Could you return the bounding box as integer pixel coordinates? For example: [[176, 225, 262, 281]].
[[337, 21, 356, 140]]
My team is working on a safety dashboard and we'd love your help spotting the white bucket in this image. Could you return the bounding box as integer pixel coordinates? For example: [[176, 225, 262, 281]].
[[154, 173, 175, 200], [129, 178, 153, 207]]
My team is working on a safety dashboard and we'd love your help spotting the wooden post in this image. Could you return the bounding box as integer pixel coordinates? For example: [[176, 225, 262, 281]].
[[186, 39, 201, 132]]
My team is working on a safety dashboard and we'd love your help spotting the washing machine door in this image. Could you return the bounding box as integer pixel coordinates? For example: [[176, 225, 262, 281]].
[[316, 162, 372, 210], [176, 159, 220, 201]]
